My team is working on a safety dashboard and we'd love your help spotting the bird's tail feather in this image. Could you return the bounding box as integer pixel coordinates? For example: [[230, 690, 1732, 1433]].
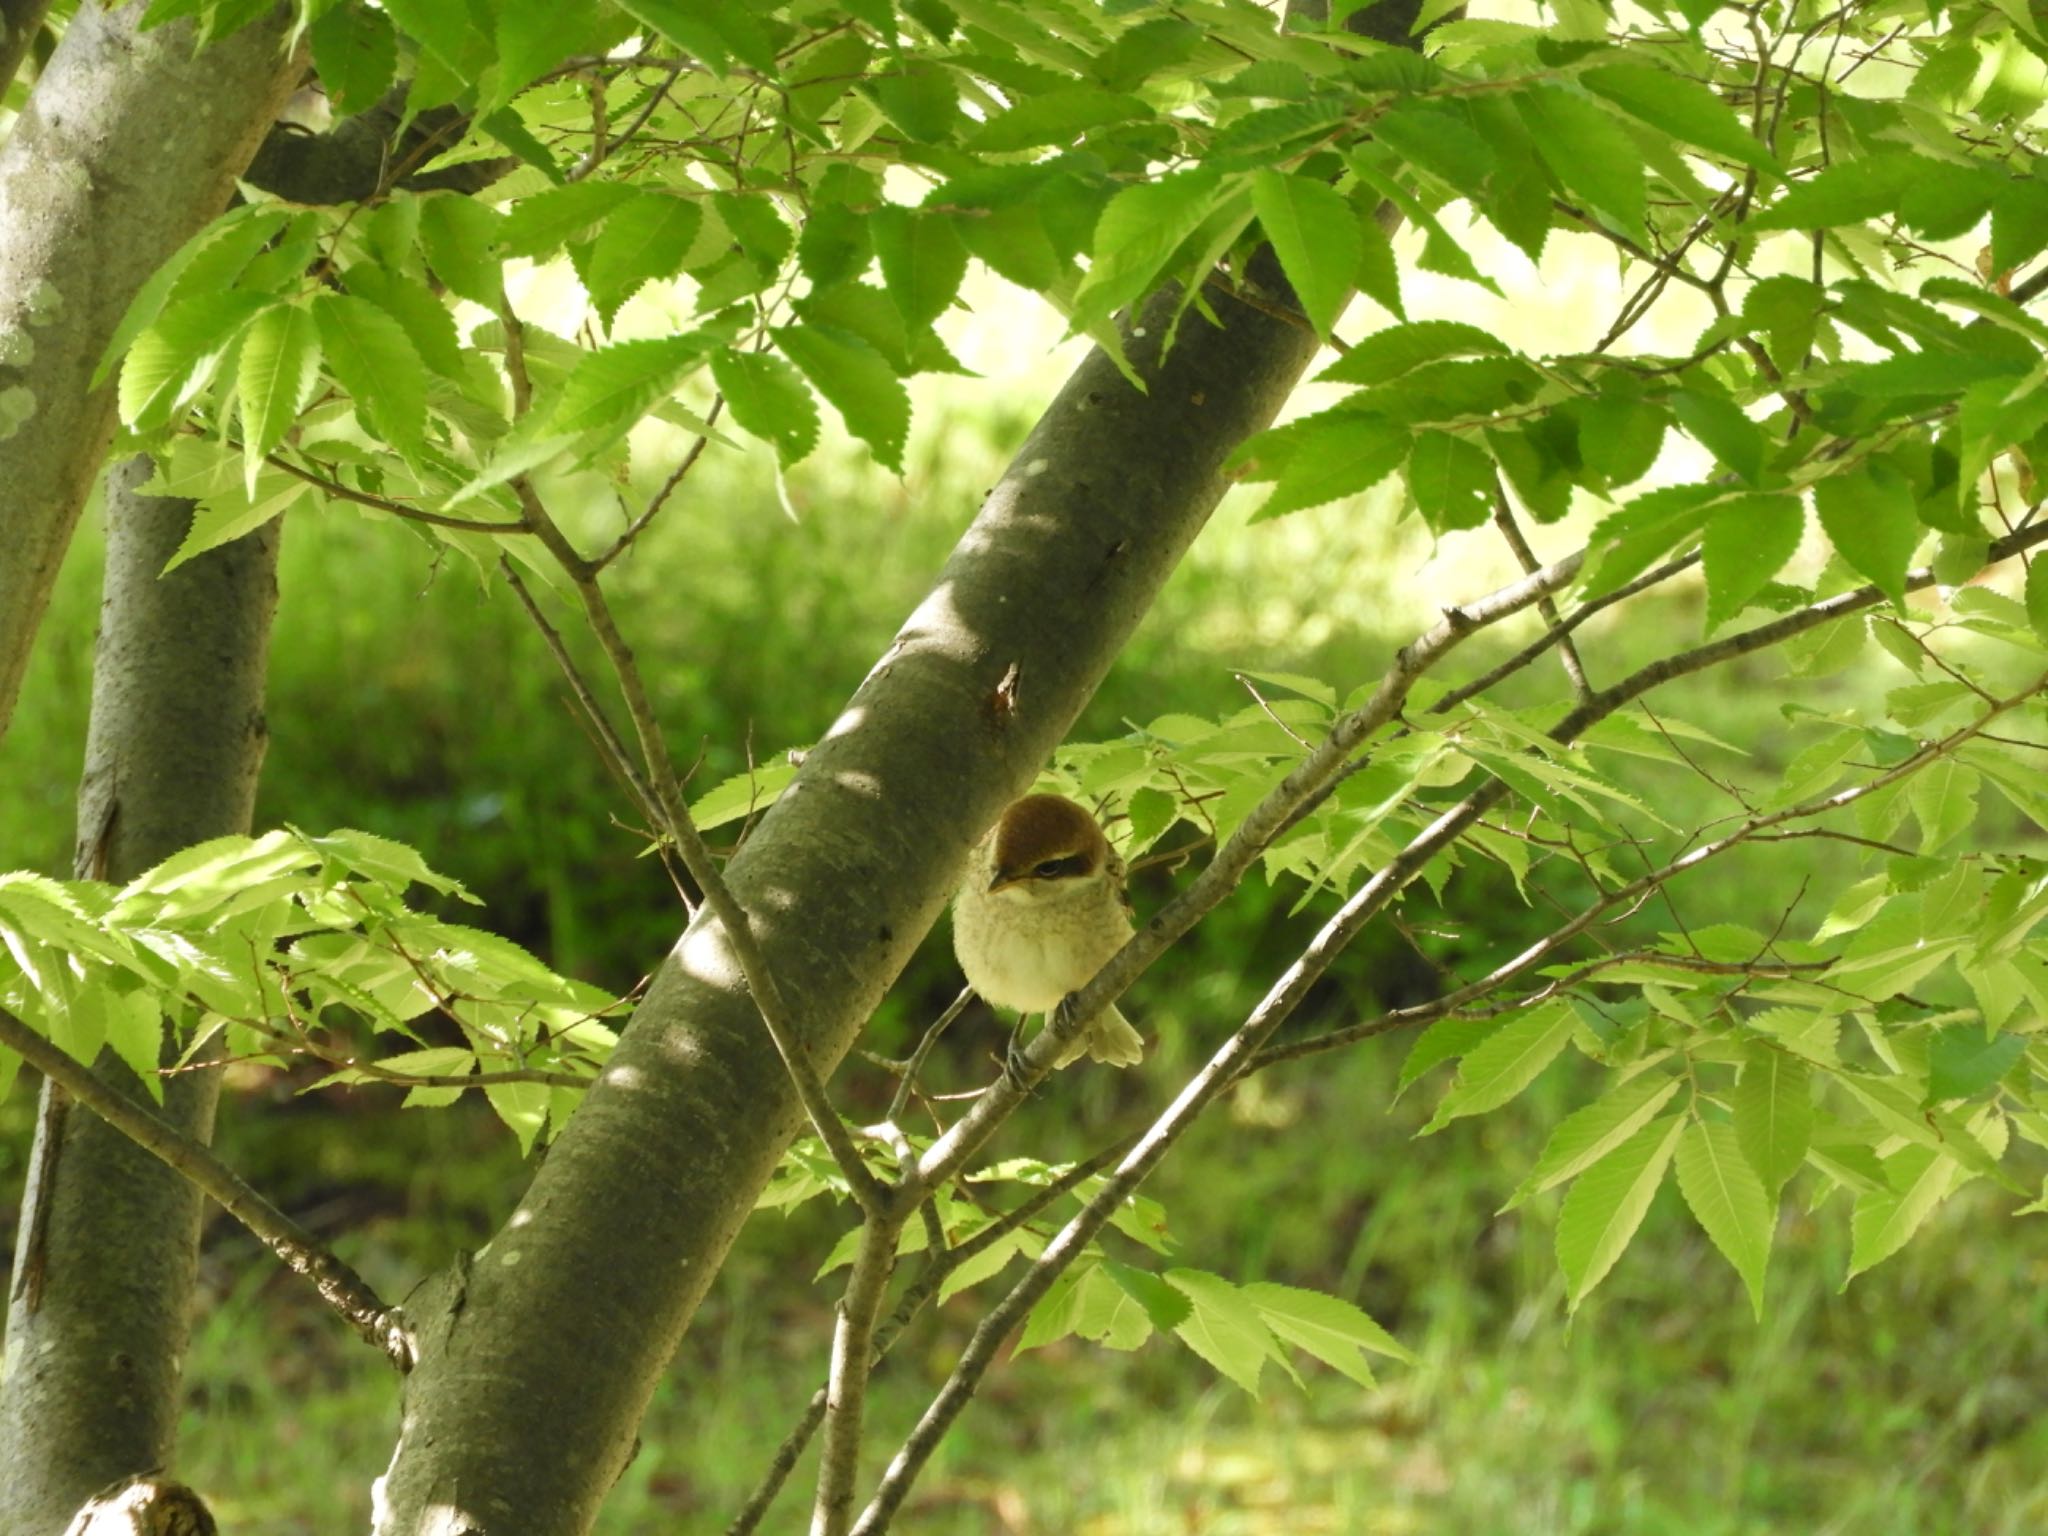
[[1053, 1004, 1144, 1069]]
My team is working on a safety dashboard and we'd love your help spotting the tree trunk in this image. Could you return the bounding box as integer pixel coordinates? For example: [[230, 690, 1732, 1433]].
[[0, 459, 281, 1536], [0, 0, 299, 744], [373, 273, 1323, 1534]]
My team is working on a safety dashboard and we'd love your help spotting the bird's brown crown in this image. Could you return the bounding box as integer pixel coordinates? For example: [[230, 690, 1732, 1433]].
[[991, 793, 1108, 884]]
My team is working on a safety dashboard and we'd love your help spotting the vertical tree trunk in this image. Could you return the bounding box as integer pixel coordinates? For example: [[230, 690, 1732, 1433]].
[[0, 459, 281, 1536], [372, 273, 1324, 1535], [0, 0, 299, 744]]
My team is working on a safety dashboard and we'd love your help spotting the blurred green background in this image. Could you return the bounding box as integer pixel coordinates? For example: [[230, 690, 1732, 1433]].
[[4, 277, 2048, 1534]]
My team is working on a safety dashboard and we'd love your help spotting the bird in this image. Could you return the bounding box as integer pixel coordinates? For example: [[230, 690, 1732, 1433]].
[[952, 792, 1145, 1069]]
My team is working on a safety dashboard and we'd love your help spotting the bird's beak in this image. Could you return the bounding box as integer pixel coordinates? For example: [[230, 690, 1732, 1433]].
[[987, 870, 1020, 894]]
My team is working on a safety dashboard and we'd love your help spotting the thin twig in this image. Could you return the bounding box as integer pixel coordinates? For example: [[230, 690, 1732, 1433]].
[[1489, 477, 1591, 701], [0, 1006, 414, 1370], [496, 302, 885, 1213]]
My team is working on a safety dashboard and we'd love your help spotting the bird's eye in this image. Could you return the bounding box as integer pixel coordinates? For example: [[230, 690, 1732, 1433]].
[[1033, 855, 1088, 879]]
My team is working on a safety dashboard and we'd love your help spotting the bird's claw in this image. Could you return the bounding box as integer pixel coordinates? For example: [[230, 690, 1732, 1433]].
[[1001, 1038, 1036, 1094]]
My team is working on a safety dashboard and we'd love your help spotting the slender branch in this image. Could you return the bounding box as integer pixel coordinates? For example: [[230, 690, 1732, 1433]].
[[853, 530, 2048, 1532], [0, 1007, 414, 1370], [495, 304, 886, 1212], [1258, 673, 2046, 1065], [266, 452, 530, 535], [812, 1200, 909, 1536], [591, 395, 727, 573], [726, 1137, 1132, 1536], [1490, 477, 1591, 701], [907, 550, 1587, 1195]]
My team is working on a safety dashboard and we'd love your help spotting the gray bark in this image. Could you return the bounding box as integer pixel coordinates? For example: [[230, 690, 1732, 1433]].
[[0, 1, 300, 745], [0, 458, 281, 1536], [373, 271, 1324, 1533]]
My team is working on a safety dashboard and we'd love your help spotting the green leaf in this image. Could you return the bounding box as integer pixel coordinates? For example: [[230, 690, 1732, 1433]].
[[1747, 152, 1927, 232], [95, 204, 289, 389], [1072, 170, 1225, 328], [312, 294, 428, 465], [1319, 320, 1505, 388], [1675, 1117, 1774, 1319], [1103, 1260, 1192, 1332], [1909, 759, 1978, 853], [709, 349, 819, 469], [1397, 1014, 1504, 1092], [235, 304, 321, 491], [552, 334, 712, 442], [1580, 65, 1779, 175], [308, 0, 398, 116], [2026, 554, 2048, 644], [1354, 203, 1403, 318], [1405, 430, 1493, 533], [1702, 493, 1803, 630], [1243, 1280, 1412, 1387], [968, 87, 1151, 151], [417, 193, 506, 309], [1515, 86, 1645, 238], [1557, 1113, 1683, 1311], [870, 207, 969, 333], [1581, 483, 1715, 596], [580, 193, 703, 325], [1251, 412, 1407, 520], [1250, 172, 1358, 340], [1927, 1027, 2025, 1104], [1165, 1268, 1279, 1395], [497, 181, 636, 260], [119, 291, 270, 431], [1670, 389, 1766, 485], [1505, 1070, 1683, 1209], [773, 324, 909, 474], [1813, 463, 1920, 610], [485, 1076, 550, 1154], [1734, 1045, 1809, 1196], [1424, 1000, 1577, 1133], [162, 477, 305, 574], [1848, 1146, 1960, 1280]]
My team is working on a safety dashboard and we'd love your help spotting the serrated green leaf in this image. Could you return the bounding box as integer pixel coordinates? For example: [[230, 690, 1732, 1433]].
[[1243, 1280, 1410, 1387], [1425, 1000, 1577, 1132], [236, 304, 321, 490], [1506, 1070, 1683, 1208], [94, 204, 289, 389], [1166, 1268, 1278, 1395], [313, 294, 428, 465], [1103, 1260, 1192, 1332], [1252, 412, 1407, 520], [687, 759, 799, 831], [1909, 759, 1978, 854], [1734, 1044, 1809, 1195], [968, 86, 1151, 151], [417, 193, 505, 309], [710, 349, 819, 469], [1072, 170, 1225, 327], [498, 181, 636, 260], [1398, 1013, 1503, 1091], [1848, 1146, 1959, 1279], [308, 0, 397, 116], [1581, 64, 1779, 175], [770, 323, 909, 472], [1557, 1113, 1683, 1311], [1702, 493, 1803, 630], [1927, 1026, 2025, 1103], [1405, 429, 1493, 534], [870, 207, 968, 333], [1675, 1118, 1773, 1319], [1747, 152, 1928, 232], [1250, 171, 1357, 340], [119, 291, 271, 431], [581, 193, 703, 324], [1516, 85, 1644, 238], [2026, 557, 2048, 644], [552, 334, 711, 441], [1814, 463, 1919, 610]]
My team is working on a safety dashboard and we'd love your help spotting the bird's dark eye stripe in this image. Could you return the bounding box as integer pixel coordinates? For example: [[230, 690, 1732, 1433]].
[[1033, 855, 1090, 879]]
